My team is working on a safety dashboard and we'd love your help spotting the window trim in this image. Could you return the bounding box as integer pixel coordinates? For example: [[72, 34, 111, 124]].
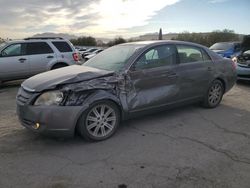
[[130, 44, 178, 71]]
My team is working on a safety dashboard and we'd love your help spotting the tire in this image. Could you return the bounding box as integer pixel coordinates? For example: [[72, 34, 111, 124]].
[[52, 64, 67, 70], [203, 79, 224, 108], [77, 101, 121, 141]]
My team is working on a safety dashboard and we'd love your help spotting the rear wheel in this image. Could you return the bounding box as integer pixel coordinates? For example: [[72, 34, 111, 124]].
[[203, 79, 224, 108], [77, 101, 120, 141]]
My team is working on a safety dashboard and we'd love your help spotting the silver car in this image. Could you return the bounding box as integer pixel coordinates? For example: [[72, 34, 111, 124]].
[[0, 37, 80, 84]]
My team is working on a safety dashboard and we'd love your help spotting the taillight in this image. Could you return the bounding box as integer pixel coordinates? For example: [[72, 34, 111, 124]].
[[73, 53, 79, 62]]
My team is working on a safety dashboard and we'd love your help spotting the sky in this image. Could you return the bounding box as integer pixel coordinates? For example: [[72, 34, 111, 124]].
[[0, 0, 249, 39]]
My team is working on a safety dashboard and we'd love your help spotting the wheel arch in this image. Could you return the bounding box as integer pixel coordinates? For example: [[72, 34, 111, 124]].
[[215, 77, 226, 93], [73, 90, 124, 133], [50, 62, 69, 70]]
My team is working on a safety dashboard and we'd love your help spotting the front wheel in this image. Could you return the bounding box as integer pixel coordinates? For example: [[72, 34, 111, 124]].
[[77, 101, 120, 141], [203, 80, 224, 108]]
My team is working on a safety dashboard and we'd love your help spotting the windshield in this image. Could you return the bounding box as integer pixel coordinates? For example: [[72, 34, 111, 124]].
[[210, 43, 233, 51], [84, 45, 141, 71]]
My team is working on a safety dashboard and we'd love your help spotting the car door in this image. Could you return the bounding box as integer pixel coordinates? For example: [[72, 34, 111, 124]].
[[51, 41, 74, 64], [26, 42, 55, 75], [175, 45, 214, 99], [126, 44, 180, 112], [0, 43, 29, 81]]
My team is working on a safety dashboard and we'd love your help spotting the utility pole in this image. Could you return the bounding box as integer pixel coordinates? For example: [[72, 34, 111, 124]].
[[158, 28, 163, 40]]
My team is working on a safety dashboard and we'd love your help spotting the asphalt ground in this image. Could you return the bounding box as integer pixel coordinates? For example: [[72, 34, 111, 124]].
[[0, 81, 250, 188]]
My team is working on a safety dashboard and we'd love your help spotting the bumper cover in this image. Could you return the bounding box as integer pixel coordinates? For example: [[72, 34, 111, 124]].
[[17, 104, 83, 137], [237, 65, 250, 80]]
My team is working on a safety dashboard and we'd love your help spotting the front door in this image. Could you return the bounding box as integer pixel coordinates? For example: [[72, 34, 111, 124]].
[[0, 43, 29, 81], [126, 44, 180, 112]]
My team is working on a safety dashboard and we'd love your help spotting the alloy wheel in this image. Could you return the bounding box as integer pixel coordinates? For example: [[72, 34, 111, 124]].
[[208, 82, 223, 106], [85, 104, 117, 138]]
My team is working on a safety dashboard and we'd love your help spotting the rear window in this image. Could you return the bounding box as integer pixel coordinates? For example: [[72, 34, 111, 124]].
[[52, 42, 73, 52], [26, 42, 53, 55]]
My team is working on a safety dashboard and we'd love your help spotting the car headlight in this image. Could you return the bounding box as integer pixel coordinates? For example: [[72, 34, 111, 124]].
[[34, 91, 64, 106]]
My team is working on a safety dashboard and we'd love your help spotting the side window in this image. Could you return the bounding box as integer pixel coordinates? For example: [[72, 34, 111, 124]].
[[1, 44, 23, 57], [52, 42, 73, 52], [26, 42, 53, 55], [177, 45, 203, 64], [134, 45, 177, 70]]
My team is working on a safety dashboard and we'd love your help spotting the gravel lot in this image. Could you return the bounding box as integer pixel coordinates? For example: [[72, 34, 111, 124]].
[[0, 81, 250, 188]]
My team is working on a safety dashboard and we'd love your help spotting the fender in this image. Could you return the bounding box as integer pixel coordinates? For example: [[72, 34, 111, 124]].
[[73, 90, 127, 130]]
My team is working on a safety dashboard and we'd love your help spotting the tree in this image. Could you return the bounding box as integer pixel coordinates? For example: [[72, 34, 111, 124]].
[[70, 36, 97, 46], [172, 29, 240, 47], [107, 37, 127, 47]]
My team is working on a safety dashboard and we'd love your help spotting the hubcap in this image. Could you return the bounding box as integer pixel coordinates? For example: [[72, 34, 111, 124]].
[[86, 104, 116, 138], [208, 83, 222, 105]]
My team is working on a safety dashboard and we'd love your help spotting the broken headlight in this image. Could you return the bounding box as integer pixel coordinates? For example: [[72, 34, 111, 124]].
[[34, 91, 64, 106]]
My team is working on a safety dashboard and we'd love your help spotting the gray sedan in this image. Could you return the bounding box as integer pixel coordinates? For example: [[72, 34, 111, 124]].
[[16, 41, 237, 141]]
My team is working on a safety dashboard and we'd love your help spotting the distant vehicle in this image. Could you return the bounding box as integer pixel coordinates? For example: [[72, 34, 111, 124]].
[[81, 48, 98, 58], [84, 53, 97, 61], [232, 36, 250, 81], [16, 40, 236, 141], [0, 37, 80, 84], [78, 48, 87, 52], [84, 49, 103, 61], [210, 42, 241, 58], [233, 50, 250, 81]]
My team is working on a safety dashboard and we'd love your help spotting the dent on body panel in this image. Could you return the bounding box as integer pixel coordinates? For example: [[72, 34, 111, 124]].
[[61, 74, 127, 107], [126, 74, 179, 110]]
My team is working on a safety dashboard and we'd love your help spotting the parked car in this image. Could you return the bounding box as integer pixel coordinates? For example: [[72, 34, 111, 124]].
[[0, 37, 80, 84], [16, 41, 236, 141], [210, 42, 241, 58], [84, 49, 103, 61], [81, 48, 98, 58], [233, 50, 250, 81]]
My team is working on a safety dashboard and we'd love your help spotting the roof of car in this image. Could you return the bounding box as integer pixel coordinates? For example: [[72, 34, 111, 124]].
[[6, 38, 69, 44], [119, 40, 207, 48]]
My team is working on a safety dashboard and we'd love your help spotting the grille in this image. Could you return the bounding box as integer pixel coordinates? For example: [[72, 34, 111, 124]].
[[17, 87, 34, 105]]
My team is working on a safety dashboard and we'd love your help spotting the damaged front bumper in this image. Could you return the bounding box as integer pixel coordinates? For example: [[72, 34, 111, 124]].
[[16, 104, 83, 137]]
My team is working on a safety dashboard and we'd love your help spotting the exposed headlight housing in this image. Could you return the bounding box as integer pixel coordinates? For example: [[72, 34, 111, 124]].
[[34, 91, 64, 106]]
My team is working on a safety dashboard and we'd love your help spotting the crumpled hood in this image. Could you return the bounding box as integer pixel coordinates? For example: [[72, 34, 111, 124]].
[[22, 65, 114, 92]]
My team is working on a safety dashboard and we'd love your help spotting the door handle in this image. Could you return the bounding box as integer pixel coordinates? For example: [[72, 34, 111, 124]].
[[18, 58, 26, 63], [47, 55, 54, 59], [167, 73, 178, 78]]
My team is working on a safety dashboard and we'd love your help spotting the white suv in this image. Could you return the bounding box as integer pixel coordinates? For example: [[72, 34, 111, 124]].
[[0, 37, 80, 84]]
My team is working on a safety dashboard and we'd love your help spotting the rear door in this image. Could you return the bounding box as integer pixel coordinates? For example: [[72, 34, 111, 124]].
[[175, 45, 214, 99], [0, 43, 29, 81], [26, 42, 55, 75], [126, 44, 180, 112], [51, 41, 74, 64]]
